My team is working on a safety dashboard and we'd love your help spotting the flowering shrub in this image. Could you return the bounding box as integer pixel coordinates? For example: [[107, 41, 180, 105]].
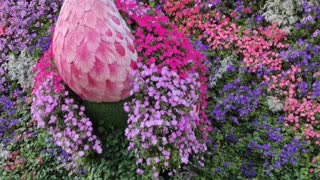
[[236, 24, 288, 72], [117, 0, 209, 123], [154, 0, 320, 178], [124, 63, 207, 176], [31, 45, 102, 171], [116, 0, 211, 177]]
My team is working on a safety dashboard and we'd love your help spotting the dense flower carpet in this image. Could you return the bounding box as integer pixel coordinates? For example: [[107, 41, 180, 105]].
[[0, 0, 320, 179]]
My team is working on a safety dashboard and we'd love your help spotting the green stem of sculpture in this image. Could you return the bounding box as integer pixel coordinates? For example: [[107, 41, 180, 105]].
[[82, 97, 131, 134]]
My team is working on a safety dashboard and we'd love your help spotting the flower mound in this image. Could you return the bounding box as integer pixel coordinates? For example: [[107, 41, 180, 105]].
[[124, 63, 207, 176], [117, 0, 211, 177], [31, 45, 102, 167]]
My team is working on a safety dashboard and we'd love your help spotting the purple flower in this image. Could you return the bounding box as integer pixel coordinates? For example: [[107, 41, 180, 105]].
[[78, 151, 84, 157]]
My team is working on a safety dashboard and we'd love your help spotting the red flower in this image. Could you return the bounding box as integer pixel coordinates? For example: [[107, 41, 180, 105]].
[[15, 135, 21, 142], [243, 8, 252, 14], [231, 12, 236, 18], [37, 157, 43, 165], [10, 165, 16, 171]]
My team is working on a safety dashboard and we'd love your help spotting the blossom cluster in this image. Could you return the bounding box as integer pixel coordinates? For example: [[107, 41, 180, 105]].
[[210, 78, 264, 125], [0, 0, 62, 60], [0, 87, 24, 146], [124, 63, 207, 177], [2, 50, 36, 90], [204, 18, 238, 51], [262, 0, 303, 32], [266, 53, 320, 145], [117, 0, 211, 176], [31, 45, 102, 167], [163, 0, 239, 50], [236, 24, 288, 72], [248, 116, 310, 177], [117, 0, 210, 131], [160, 0, 207, 38], [156, 0, 319, 178], [295, 0, 320, 31]]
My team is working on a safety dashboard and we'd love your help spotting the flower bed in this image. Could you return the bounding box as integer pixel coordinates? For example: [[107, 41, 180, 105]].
[[0, 0, 320, 179]]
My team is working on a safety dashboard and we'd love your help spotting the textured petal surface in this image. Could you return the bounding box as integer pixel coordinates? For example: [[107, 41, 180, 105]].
[[53, 0, 137, 102]]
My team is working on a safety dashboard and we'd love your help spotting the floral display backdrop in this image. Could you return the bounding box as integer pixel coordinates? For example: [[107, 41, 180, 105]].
[[0, 0, 320, 179]]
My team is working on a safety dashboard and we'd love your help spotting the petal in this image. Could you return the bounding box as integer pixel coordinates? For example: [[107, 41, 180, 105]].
[[96, 41, 116, 64], [93, 0, 108, 17], [84, 29, 101, 53], [60, 59, 72, 84], [90, 58, 110, 82], [108, 63, 127, 82], [82, 11, 97, 29], [68, 79, 83, 95], [114, 41, 126, 57], [75, 4, 86, 19], [95, 18, 108, 35], [74, 40, 95, 73], [64, 33, 78, 63], [104, 80, 122, 101], [114, 42, 131, 66], [87, 74, 105, 96], [126, 38, 136, 54], [70, 64, 89, 88], [53, 31, 63, 59]]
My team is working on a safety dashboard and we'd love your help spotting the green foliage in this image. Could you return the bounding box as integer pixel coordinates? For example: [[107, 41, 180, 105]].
[[0, 88, 70, 179], [84, 131, 138, 180], [2, 50, 36, 90], [81, 97, 131, 133]]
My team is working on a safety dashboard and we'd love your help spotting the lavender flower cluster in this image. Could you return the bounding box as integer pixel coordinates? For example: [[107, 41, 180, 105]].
[[0, 85, 24, 146], [210, 78, 263, 124], [124, 63, 207, 177], [0, 0, 62, 61], [295, 0, 320, 31], [31, 75, 102, 167], [249, 116, 309, 176], [280, 39, 320, 100]]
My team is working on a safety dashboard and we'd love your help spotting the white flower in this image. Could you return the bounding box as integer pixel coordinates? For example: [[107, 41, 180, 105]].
[[262, 0, 303, 33], [2, 49, 36, 89], [0, 144, 9, 159], [209, 55, 236, 87], [267, 96, 284, 112]]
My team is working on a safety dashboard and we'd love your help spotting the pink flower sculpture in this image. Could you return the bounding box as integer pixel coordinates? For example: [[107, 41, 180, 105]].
[[53, 0, 138, 102]]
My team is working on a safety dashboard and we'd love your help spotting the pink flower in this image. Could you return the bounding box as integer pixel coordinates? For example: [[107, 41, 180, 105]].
[[78, 151, 85, 157], [136, 169, 144, 174], [0, 26, 5, 36], [309, 168, 314, 174]]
